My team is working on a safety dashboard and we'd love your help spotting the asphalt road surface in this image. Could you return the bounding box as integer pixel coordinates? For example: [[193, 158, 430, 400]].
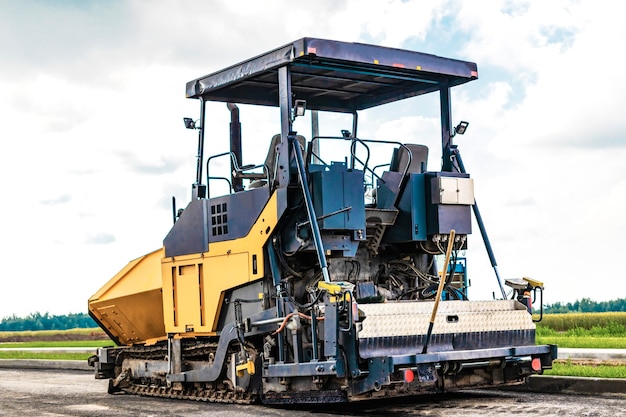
[[0, 369, 624, 417]]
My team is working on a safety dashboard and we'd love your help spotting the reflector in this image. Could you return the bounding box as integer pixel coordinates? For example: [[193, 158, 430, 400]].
[[404, 369, 415, 383], [531, 357, 542, 372]]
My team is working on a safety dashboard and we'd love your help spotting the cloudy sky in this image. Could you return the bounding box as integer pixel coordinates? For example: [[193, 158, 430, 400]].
[[1, 0, 624, 318]]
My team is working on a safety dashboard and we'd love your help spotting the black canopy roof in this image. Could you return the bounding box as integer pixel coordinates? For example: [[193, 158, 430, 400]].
[[186, 37, 478, 112]]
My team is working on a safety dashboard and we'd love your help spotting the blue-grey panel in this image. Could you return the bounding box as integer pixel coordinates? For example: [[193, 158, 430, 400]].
[[311, 166, 365, 231], [164, 187, 271, 257], [163, 199, 208, 258], [375, 171, 403, 209], [431, 205, 472, 235], [358, 329, 536, 359], [342, 170, 367, 231], [384, 173, 428, 242]]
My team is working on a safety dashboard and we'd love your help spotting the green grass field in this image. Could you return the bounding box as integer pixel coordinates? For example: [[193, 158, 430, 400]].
[[545, 360, 626, 379], [535, 336, 626, 349], [0, 351, 91, 360], [536, 312, 626, 332], [0, 340, 108, 348], [535, 312, 626, 349], [534, 313, 626, 378], [0, 328, 104, 338], [0, 327, 107, 360]]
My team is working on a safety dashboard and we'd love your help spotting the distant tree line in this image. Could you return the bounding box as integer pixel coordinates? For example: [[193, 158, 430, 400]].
[[2, 298, 626, 331], [0, 312, 97, 331], [542, 298, 626, 314]]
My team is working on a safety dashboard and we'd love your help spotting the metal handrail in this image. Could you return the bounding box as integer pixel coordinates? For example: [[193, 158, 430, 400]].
[[205, 151, 270, 198]]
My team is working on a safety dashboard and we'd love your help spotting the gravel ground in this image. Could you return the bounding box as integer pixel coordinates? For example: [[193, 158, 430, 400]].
[[0, 368, 625, 417]]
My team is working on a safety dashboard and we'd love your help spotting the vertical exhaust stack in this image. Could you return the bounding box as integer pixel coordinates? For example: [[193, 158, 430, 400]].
[[227, 103, 243, 192], [193, 99, 207, 199]]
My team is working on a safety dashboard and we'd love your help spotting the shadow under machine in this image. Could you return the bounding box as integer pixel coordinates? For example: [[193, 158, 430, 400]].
[[88, 37, 556, 404]]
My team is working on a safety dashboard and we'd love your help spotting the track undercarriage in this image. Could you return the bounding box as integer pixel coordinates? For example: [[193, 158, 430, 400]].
[[105, 341, 261, 404]]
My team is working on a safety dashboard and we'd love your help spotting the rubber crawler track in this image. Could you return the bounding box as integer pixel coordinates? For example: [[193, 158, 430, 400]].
[[123, 383, 256, 404], [118, 340, 259, 404]]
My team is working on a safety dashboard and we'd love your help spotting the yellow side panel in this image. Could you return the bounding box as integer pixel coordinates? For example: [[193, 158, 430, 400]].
[[204, 252, 249, 331], [88, 248, 166, 345], [162, 253, 250, 334], [162, 192, 278, 334], [172, 263, 204, 331]]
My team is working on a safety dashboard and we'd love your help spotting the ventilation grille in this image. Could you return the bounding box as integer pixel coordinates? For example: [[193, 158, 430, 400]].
[[211, 202, 228, 236]]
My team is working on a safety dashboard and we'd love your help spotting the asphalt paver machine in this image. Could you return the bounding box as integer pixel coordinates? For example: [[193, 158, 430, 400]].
[[88, 38, 556, 404]]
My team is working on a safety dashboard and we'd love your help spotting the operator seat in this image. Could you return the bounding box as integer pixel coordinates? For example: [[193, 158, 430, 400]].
[[390, 144, 428, 174], [248, 134, 307, 189]]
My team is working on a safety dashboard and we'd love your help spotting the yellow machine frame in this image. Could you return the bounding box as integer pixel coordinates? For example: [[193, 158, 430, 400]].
[[89, 192, 279, 343], [160, 191, 279, 335]]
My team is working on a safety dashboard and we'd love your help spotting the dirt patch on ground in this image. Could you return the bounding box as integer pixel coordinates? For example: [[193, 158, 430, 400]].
[[554, 359, 625, 367], [0, 332, 110, 343]]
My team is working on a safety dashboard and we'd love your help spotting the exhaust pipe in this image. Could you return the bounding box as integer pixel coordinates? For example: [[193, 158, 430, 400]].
[[227, 103, 243, 192]]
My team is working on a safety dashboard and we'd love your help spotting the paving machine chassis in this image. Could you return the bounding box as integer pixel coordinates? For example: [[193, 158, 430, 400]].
[[88, 38, 556, 404]]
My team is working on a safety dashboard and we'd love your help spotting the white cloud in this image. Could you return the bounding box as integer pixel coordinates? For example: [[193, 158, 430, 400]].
[[457, 1, 583, 73], [0, 0, 624, 318]]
